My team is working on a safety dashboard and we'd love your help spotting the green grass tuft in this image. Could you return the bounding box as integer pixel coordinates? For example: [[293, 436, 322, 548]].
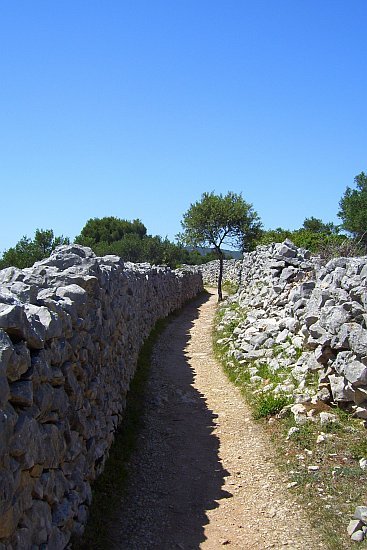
[[252, 393, 291, 419]]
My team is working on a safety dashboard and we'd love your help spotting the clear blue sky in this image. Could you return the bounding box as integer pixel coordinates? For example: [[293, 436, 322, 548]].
[[1, 1, 366, 252]]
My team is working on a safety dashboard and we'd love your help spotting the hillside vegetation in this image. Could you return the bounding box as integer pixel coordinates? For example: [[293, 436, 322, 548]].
[[0, 170, 366, 270]]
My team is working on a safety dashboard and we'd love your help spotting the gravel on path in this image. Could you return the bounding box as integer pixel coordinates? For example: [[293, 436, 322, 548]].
[[111, 290, 326, 549]]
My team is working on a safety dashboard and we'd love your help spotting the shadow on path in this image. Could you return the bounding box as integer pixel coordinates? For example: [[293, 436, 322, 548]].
[[112, 291, 231, 549]]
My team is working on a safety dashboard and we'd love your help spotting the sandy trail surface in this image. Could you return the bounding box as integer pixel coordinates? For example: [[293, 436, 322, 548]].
[[112, 290, 326, 549]]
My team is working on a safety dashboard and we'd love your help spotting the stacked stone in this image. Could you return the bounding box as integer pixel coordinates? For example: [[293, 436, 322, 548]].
[[218, 240, 367, 413], [217, 240, 318, 398], [216, 240, 367, 543], [348, 506, 367, 542], [296, 256, 367, 415], [0, 245, 203, 549], [184, 259, 242, 286]]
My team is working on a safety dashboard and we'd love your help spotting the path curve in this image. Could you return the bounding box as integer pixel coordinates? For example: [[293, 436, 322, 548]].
[[111, 290, 326, 549]]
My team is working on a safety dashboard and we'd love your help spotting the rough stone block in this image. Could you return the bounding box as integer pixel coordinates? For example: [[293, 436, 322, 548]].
[[345, 360, 367, 387], [329, 374, 355, 402], [9, 380, 33, 407]]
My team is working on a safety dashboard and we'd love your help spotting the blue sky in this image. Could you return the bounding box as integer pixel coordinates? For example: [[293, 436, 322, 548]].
[[1, 1, 366, 252]]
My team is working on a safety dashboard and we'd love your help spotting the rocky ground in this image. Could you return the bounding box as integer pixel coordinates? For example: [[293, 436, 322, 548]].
[[110, 290, 326, 549]]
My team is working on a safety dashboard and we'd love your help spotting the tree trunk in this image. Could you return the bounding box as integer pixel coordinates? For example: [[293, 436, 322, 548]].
[[217, 251, 224, 302]]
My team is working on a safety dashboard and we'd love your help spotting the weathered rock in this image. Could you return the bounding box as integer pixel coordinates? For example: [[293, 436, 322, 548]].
[[0, 505, 19, 539], [275, 239, 297, 258], [0, 245, 203, 545], [329, 374, 355, 402], [344, 360, 367, 387], [320, 306, 350, 334], [5, 342, 31, 382], [354, 506, 367, 523], [354, 386, 367, 405], [187, 258, 242, 287], [351, 530, 365, 542], [0, 304, 43, 349], [9, 380, 33, 407], [290, 403, 309, 425], [319, 412, 337, 426], [25, 304, 63, 340]]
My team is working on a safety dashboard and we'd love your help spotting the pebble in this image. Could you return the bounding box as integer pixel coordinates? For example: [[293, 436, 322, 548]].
[[351, 530, 365, 542], [347, 519, 363, 536]]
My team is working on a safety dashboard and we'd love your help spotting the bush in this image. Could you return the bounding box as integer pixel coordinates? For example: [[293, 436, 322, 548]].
[[253, 393, 290, 419]]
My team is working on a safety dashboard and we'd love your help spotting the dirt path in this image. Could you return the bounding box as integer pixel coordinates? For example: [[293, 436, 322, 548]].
[[111, 290, 326, 549]]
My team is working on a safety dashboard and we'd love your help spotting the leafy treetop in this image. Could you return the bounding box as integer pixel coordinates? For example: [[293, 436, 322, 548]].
[[179, 191, 262, 300], [302, 217, 339, 235], [0, 229, 69, 269], [338, 171, 367, 245], [75, 217, 147, 247], [179, 191, 262, 254]]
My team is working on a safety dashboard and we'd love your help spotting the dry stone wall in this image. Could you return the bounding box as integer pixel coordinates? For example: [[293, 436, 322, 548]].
[[185, 259, 242, 287], [0, 245, 203, 549], [216, 240, 367, 542], [218, 240, 367, 416]]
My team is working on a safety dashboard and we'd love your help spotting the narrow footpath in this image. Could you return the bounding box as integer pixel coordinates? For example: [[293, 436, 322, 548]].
[[111, 290, 326, 549]]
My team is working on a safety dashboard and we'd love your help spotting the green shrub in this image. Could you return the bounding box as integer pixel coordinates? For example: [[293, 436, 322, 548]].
[[288, 422, 317, 448], [253, 393, 290, 419], [222, 280, 238, 295], [350, 439, 367, 460]]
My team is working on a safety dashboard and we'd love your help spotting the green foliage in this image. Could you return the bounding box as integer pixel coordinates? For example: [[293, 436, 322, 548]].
[[302, 216, 338, 235], [222, 280, 238, 295], [338, 171, 367, 246], [179, 191, 262, 299], [252, 393, 290, 419], [317, 236, 365, 260], [179, 191, 262, 253], [257, 227, 291, 246], [290, 230, 346, 254], [0, 229, 69, 269], [349, 438, 367, 460], [75, 216, 205, 268], [287, 421, 317, 448], [75, 216, 147, 245], [257, 217, 356, 258]]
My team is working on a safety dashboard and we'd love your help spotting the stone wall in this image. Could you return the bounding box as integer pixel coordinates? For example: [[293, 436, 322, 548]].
[[0, 245, 203, 549], [185, 259, 242, 287], [217, 239, 367, 420]]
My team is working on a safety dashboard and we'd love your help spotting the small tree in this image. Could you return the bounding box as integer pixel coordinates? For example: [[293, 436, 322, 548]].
[[302, 217, 339, 235], [75, 216, 147, 246], [0, 229, 69, 269], [179, 191, 262, 301], [338, 172, 367, 247]]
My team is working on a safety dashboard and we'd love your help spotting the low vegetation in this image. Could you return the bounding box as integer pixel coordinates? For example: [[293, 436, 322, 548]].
[[221, 279, 239, 296]]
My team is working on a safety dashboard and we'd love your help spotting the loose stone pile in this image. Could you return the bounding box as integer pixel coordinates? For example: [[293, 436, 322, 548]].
[[0, 245, 203, 549], [216, 240, 367, 542]]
